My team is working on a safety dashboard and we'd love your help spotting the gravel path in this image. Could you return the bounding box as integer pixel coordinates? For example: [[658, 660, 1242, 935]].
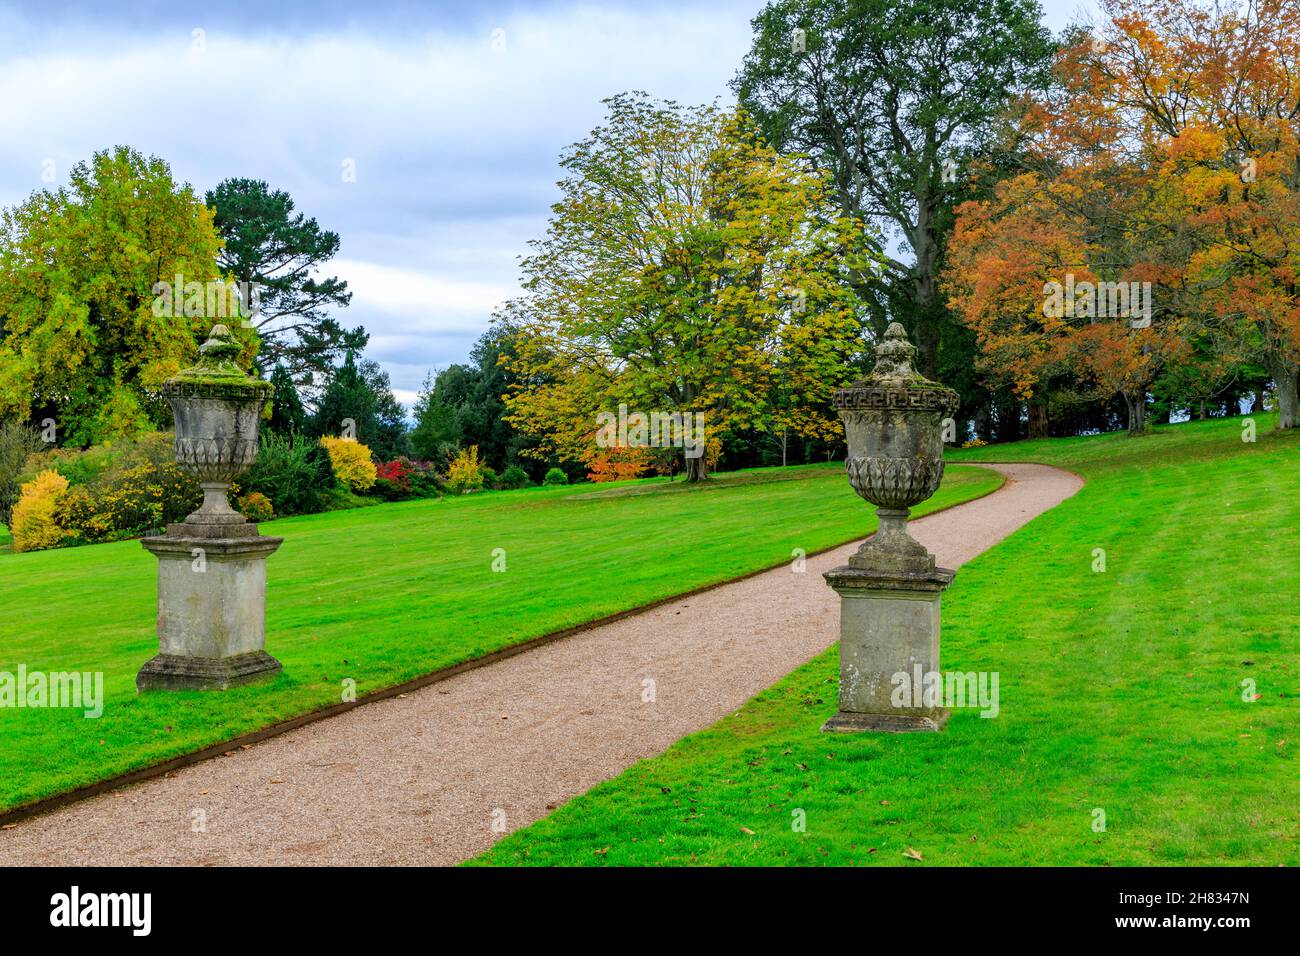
[[1, 462, 1080, 866]]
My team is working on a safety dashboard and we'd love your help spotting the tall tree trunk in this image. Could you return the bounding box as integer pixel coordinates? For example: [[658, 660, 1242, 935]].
[[684, 453, 708, 482], [1028, 396, 1049, 439], [1124, 390, 1148, 435], [1266, 349, 1298, 429], [911, 197, 941, 380]]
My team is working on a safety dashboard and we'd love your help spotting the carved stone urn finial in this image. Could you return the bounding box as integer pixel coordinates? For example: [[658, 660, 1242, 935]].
[[163, 324, 272, 534], [821, 323, 962, 733], [137, 324, 282, 692], [833, 322, 960, 574]]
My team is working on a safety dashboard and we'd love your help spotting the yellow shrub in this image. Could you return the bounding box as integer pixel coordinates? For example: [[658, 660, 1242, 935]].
[[446, 445, 485, 494], [319, 436, 377, 492], [12, 469, 69, 552]]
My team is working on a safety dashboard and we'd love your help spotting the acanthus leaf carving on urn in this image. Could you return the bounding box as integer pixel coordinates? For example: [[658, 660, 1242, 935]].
[[844, 454, 945, 511]]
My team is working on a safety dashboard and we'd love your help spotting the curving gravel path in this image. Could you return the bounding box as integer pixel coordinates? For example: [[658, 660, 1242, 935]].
[[0, 462, 1080, 866]]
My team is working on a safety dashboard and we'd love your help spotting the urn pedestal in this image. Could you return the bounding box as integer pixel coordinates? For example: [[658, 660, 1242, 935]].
[[822, 323, 960, 733], [822, 564, 952, 732], [136, 324, 282, 692], [136, 531, 283, 691]]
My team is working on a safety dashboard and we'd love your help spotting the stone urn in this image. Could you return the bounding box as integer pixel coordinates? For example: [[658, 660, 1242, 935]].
[[836, 322, 960, 574], [136, 324, 284, 691], [165, 324, 272, 534], [822, 322, 961, 733]]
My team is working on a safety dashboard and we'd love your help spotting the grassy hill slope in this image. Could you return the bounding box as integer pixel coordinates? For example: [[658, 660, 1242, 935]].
[[476, 415, 1299, 866], [0, 462, 999, 814]]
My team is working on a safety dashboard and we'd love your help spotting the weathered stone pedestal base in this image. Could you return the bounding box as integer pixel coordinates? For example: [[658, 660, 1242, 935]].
[[136, 650, 281, 691], [822, 557, 954, 733], [136, 526, 283, 692]]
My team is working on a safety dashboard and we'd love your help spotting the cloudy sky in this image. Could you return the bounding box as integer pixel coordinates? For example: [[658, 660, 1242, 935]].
[[0, 0, 1098, 407]]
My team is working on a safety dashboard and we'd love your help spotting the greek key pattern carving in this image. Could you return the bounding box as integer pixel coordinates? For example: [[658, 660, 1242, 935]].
[[833, 386, 958, 414], [163, 381, 271, 401]]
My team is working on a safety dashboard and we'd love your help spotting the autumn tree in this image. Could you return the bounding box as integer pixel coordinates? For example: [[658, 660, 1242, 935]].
[[1058, 0, 1300, 429], [499, 94, 874, 481], [734, 0, 1056, 379], [0, 147, 240, 445], [948, 0, 1300, 434]]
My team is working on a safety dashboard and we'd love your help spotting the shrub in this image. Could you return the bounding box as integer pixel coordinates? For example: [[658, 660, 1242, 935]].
[[320, 436, 377, 492], [11, 433, 227, 549], [586, 447, 650, 483], [52, 460, 202, 544], [237, 491, 275, 522], [12, 470, 69, 552], [408, 461, 442, 498], [375, 457, 415, 494], [543, 467, 568, 487], [480, 465, 498, 490], [499, 464, 531, 490], [20, 431, 174, 491], [0, 421, 43, 529], [446, 445, 486, 495], [241, 432, 337, 517]]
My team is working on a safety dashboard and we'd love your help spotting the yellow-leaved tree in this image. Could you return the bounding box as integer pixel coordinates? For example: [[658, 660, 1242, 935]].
[[0, 146, 253, 445], [497, 94, 878, 481]]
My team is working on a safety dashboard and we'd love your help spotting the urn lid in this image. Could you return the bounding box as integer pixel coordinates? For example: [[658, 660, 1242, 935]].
[[833, 322, 959, 414], [162, 324, 272, 401]]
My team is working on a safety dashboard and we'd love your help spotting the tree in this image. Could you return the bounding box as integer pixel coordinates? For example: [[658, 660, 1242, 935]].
[[410, 329, 533, 471], [0, 147, 234, 445], [734, 0, 1056, 378], [267, 364, 305, 434], [500, 94, 872, 482], [309, 351, 375, 445], [0, 420, 43, 529], [1052, 0, 1300, 429], [357, 358, 410, 461], [205, 178, 364, 384], [308, 351, 409, 460], [410, 371, 460, 462]]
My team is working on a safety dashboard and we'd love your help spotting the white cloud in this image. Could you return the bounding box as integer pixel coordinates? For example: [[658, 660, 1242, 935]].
[[332, 259, 510, 327], [0, 1, 757, 402]]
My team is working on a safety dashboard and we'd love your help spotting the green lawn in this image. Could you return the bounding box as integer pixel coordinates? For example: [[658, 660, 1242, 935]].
[[475, 414, 1300, 866], [0, 461, 1000, 814]]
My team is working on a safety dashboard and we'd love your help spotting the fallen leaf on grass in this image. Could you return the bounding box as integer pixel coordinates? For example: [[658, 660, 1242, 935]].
[[903, 847, 924, 861], [740, 827, 755, 836]]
